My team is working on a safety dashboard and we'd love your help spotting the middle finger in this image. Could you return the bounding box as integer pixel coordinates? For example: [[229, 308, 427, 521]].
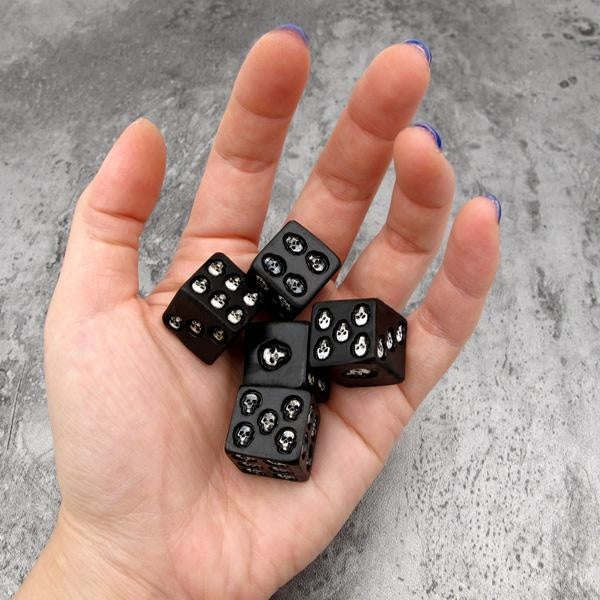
[[287, 41, 431, 263]]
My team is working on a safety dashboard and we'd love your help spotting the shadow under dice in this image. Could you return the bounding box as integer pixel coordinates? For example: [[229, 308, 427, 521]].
[[309, 298, 407, 387], [225, 386, 320, 482], [243, 321, 330, 402], [248, 220, 341, 319], [162, 253, 261, 364]]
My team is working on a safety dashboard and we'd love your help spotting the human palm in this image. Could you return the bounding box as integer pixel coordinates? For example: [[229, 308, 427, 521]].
[[20, 29, 499, 599]]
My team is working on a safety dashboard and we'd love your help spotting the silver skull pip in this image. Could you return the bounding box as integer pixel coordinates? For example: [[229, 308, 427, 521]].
[[284, 233, 306, 254], [306, 251, 328, 273], [263, 254, 284, 276], [385, 330, 394, 350], [210, 292, 227, 309], [233, 423, 254, 448], [276, 429, 297, 453], [243, 292, 259, 307], [258, 410, 278, 434], [352, 334, 369, 357], [227, 308, 244, 325], [314, 338, 332, 361], [335, 320, 350, 342], [316, 309, 332, 330], [396, 323, 405, 343], [352, 304, 370, 326], [225, 275, 241, 291], [207, 260, 225, 276], [191, 277, 209, 294], [282, 396, 303, 420], [259, 341, 291, 370], [240, 390, 261, 415], [284, 274, 306, 296]]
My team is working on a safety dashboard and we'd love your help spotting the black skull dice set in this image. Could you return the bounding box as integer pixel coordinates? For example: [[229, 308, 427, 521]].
[[162, 221, 407, 482], [309, 298, 407, 387]]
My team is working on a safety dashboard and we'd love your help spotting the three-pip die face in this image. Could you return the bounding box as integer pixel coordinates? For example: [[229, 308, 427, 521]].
[[225, 386, 320, 482], [162, 253, 262, 364], [248, 220, 341, 319], [309, 298, 407, 386], [243, 321, 330, 402]]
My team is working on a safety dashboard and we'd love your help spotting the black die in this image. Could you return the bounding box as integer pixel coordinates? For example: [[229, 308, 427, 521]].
[[243, 321, 330, 402], [225, 386, 319, 482], [309, 298, 407, 386], [162, 253, 261, 364], [248, 220, 341, 319]]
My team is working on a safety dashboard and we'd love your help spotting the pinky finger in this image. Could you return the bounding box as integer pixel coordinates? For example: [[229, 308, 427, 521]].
[[400, 195, 501, 408]]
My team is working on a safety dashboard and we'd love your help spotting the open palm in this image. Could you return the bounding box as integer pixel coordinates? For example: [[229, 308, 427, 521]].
[[22, 29, 499, 599]]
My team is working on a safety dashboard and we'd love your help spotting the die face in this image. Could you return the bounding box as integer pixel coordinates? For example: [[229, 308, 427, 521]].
[[243, 321, 330, 401], [309, 298, 407, 386], [163, 253, 261, 364], [309, 299, 378, 367], [163, 289, 229, 364], [372, 300, 407, 382], [184, 253, 261, 332], [306, 368, 331, 403], [249, 221, 341, 319], [225, 386, 320, 482]]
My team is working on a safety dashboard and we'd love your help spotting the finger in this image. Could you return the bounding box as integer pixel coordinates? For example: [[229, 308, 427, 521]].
[[287, 41, 431, 262], [166, 27, 310, 282], [52, 118, 166, 313], [301, 196, 500, 523], [400, 196, 501, 407], [340, 123, 455, 307]]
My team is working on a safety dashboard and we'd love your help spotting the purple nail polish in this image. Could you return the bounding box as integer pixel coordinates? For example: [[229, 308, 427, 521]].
[[277, 23, 309, 45], [485, 194, 502, 223], [413, 122, 443, 150], [403, 39, 432, 65]]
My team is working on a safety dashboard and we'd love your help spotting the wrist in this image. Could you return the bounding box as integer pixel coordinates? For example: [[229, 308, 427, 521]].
[[16, 508, 166, 600]]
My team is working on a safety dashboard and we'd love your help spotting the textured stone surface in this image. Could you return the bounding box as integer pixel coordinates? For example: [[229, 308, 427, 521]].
[[1, 0, 599, 597]]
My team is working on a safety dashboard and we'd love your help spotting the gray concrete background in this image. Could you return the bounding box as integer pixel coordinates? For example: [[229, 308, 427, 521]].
[[1, 0, 599, 597]]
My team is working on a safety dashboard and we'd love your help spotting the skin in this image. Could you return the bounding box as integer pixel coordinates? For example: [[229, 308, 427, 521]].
[[16, 29, 499, 599]]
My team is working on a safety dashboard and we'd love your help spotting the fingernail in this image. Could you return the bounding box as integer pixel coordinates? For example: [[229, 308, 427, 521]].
[[403, 39, 432, 65], [413, 122, 443, 150], [277, 23, 309, 45], [485, 194, 502, 223]]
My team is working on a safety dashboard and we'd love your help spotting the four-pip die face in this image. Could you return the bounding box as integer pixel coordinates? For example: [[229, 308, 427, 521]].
[[243, 321, 330, 402], [225, 386, 320, 482], [162, 253, 261, 364], [249, 220, 341, 319], [309, 298, 407, 386]]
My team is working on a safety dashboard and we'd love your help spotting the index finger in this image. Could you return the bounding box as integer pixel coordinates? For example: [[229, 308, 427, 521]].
[[162, 26, 311, 289]]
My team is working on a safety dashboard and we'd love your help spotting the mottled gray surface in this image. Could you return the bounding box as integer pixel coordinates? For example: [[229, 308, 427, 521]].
[[1, 0, 599, 598]]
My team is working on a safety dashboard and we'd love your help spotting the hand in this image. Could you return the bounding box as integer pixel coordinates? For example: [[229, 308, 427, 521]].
[[17, 28, 499, 599]]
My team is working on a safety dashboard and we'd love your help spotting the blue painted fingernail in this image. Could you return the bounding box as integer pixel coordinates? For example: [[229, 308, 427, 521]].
[[403, 39, 432, 65], [413, 122, 443, 150], [485, 194, 502, 223], [277, 23, 309, 45]]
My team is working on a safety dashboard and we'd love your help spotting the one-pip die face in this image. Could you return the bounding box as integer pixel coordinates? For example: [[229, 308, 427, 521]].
[[308, 298, 407, 387], [243, 321, 330, 402], [248, 220, 341, 319]]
